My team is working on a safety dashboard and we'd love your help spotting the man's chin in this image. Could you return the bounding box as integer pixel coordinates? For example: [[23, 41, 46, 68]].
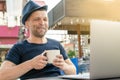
[[36, 34, 45, 38]]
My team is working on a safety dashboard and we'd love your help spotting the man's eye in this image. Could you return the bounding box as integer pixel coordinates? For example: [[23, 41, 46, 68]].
[[44, 18, 48, 21]]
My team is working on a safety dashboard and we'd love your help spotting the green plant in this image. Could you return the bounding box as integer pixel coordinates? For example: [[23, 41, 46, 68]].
[[67, 50, 76, 58]]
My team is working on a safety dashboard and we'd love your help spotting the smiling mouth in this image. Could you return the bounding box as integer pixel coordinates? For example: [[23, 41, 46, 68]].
[[37, 26, 45, 29], [37, 27, 46, 32]]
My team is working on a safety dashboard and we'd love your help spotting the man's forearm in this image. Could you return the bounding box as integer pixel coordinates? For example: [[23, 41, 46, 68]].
[[63, 64, 76, 75], [0, 60, 33, 80]]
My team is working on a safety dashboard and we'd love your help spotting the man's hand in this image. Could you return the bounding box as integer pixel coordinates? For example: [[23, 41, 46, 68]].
[[30, 51, 48, 70], [53, 54, 76, 75], [52, 54, 67, 70]]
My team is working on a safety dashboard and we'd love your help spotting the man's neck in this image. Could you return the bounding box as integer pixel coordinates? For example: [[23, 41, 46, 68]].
[[27, 37, 47, 44]]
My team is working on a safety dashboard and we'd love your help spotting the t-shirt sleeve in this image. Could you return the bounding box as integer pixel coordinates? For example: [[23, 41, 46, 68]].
[[5, 44, 21, 65], [59, 43, 68, 60]]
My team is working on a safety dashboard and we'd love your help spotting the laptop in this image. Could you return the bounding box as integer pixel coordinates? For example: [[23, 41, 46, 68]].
[[59, 20, 120, 80]]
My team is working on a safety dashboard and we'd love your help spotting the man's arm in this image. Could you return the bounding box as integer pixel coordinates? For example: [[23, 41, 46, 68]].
[[0, 60, 33, 80], [62, 59, 76, 75], [0, 54, 47, 80]]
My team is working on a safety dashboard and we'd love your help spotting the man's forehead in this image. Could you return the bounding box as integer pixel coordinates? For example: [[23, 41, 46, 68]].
[[31, 10, 47, 16], [29, 11, 48, 19]]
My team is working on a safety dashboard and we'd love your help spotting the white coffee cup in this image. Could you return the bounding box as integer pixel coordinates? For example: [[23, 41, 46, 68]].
[[46, 50, 60, 63]]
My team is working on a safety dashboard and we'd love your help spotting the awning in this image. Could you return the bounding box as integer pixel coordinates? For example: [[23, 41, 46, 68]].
[[0, 26, 19, 48], [0, 26, 19, 38]]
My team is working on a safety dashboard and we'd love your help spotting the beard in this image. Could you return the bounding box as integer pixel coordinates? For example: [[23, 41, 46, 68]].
[[32, 27, 47, 38]]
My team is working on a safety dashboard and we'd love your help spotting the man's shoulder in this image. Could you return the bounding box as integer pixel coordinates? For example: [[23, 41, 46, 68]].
[[14, 40, 27, 46], [47, 38, 59, 42]]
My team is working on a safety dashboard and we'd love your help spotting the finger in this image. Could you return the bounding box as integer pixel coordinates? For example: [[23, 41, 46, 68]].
[[53, 62, 64, 68], [42, 56, 48, 61], [40, 60, 48, 65], [53, 59, 63, 64], [56, 55, 63, 59]]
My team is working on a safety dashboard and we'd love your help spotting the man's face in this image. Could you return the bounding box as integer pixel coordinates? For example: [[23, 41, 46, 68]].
[[26, 10, 49, 38]]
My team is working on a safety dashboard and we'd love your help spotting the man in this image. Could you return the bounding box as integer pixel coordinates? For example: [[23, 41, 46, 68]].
[[0, 0, 76, 80]]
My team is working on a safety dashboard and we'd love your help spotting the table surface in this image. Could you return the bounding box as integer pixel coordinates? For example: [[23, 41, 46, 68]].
[[27, 77, 69, 80]]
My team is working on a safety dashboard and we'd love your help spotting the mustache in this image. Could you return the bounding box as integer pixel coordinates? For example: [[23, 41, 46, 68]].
[[36, 26, 46, 29]]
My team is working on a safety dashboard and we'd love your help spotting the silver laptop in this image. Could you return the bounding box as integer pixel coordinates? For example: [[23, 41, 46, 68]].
[[59, 20, 120, 79]]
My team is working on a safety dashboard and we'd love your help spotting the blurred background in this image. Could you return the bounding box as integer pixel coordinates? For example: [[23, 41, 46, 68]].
[[1, 0, 120, 73]]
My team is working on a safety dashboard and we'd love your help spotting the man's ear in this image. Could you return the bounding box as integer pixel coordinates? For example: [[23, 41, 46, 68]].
[[25, 21, 29, 29]]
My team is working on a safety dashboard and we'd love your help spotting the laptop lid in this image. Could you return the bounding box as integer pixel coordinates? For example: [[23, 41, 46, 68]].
[[90, 20, 120, 79]]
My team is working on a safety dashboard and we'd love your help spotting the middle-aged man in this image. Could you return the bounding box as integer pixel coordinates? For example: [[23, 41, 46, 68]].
[[0, 0, 76, 80]]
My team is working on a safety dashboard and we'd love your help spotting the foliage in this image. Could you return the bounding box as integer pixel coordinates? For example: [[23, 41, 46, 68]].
[[67, 50, 77, 58]]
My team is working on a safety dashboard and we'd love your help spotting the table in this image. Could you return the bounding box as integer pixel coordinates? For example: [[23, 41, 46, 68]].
[[27, 77, 68, 80]]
